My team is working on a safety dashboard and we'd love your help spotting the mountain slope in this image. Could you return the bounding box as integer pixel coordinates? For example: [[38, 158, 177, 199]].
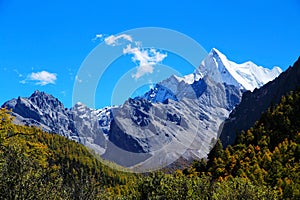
[[220, 57, 300, 147]]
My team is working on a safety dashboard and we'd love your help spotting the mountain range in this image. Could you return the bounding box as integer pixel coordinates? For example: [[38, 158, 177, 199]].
[[2, 48, 282, 172]]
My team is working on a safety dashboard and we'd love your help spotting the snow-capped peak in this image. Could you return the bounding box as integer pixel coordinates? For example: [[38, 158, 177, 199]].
[[141, 48, 282, 103], [195, 48, 282, 91], [172, 74, 195, 85]]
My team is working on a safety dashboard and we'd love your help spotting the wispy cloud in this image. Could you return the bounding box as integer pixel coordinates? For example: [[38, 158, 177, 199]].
[[92, 33, 132, 46], [92, 34, 104, 42], [93, 33, 167, 79], [21, 71, 57, 86], [104, 34, 133, 46], [95, 34, 103, 39], [123, 44, 167, 79]]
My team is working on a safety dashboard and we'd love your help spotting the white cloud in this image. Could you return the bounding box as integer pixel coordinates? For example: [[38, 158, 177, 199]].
[[95, 34, 103, 39], [22, 71, 57, 86], [123, 44, 167, 79], [133, 64, 154, 79], [105, 34, 133, 46], [93, 33, 167, 79], [92, 34, 104, 42]]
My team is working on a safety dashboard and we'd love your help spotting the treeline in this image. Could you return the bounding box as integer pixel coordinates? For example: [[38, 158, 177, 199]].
[[1, 88, 300, 199]]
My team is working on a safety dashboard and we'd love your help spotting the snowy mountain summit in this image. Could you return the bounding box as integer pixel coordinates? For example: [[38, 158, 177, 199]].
[[143, 48, 282, 104], [195, 48, 282, 91]]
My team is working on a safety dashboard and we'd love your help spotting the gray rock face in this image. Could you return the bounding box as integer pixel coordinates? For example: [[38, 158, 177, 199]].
[[99, 76, 243, 170]]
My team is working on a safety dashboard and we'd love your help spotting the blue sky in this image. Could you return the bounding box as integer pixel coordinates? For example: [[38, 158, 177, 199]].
[[0, 0, 299, 108]]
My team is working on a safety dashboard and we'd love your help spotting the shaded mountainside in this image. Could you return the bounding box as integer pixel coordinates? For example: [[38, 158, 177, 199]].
[[220, 57, 300, 147]]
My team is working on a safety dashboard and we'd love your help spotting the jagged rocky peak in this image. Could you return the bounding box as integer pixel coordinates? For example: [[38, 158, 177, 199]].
[[29, 90, 65, 110]]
